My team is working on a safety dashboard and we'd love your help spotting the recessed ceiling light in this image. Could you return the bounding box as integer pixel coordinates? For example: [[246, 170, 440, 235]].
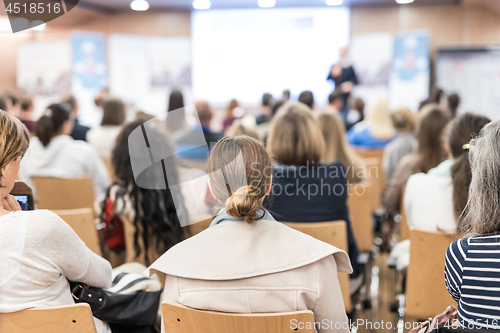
[[130, 0, 150, 11], [395, 0, 414, 4], [258, 0, 276, 8], [30, 20, 46, 31], [193, 0, 211, 9], [326, 0, 343, 5]]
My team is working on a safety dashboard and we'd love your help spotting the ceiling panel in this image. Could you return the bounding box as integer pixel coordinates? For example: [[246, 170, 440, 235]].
[[78, 0, 461, 13]]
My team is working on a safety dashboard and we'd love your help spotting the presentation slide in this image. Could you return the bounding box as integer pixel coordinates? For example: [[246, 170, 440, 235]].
[[191, 7, 350, 105]]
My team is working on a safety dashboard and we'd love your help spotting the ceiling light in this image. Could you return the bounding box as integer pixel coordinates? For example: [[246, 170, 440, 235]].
[[30, 20, 46, 31], [395, 0, 414, 4], [258, 0, 276, 8], [130, 0, 150, 11], [326, 0, 343, 5], [193, 0, 211, 9]]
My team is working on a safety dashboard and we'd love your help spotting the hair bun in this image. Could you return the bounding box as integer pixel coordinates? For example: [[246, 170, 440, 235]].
[[225, 185, 263, 224]]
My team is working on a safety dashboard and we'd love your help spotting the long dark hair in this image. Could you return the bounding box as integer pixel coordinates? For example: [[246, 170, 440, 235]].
[[108, 119, 187, 264], [415, 107, 450, 173], [35, 103, 71, 147], [166, 89, 187, 134], [449, 113, 491, 230]]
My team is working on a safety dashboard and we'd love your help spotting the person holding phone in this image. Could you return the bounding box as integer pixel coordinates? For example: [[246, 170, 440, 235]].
[[0, 110, 112, 333]]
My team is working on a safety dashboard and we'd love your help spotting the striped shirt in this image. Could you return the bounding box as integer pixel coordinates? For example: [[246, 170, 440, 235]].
[[445, 236, 500, 329]]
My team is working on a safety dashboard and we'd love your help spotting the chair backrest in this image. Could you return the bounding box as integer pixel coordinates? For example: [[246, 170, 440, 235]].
[[53, 208, 102, 257], [406, 229, 457, 319], [347, 181, 374, 252], [162, 301, 315, 333], [360, 157, 384, 211], [400, 185, 410, 241], [281, 221, 352, 313], [352, 148, 385, 161], [0, 303, 96, 333], [32, 176, 95, 210], [101, 157, 115, 181], [186, 215, 214, 237]]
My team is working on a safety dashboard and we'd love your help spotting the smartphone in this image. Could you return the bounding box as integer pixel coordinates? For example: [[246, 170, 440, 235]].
[[10, 181, 35, 211]]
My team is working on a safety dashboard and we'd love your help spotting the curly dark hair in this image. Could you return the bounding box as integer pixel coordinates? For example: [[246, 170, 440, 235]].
[[105, 119, 187, 265]]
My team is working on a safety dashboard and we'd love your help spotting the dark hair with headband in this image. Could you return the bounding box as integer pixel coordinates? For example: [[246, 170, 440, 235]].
[[449, 113, 491, 230], [35, 103, 71, 147]]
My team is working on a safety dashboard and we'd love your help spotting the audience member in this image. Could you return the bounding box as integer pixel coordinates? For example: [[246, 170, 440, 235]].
[[2, 92, 19, 116], [318, 112, 366, 183], [325, 90, 343, 114], [419, 87, 443, 111], [226, 122, 259, 140], [222, 99, 240, 131], [382, 107, 417, 184], [166, 89, 188, 135], [345, 97, 365, 131], [266, 102, 363, 292], [101, 120, 187, 264], [347, 97, 396, 148], [63, 94, 90, 142], [445, 120, 500, 328], [174, 100, 224, 160], [255, 93, 274, 125], [446, 93, 460, 119], [147, 136, 352, 333], [19, 103, 110, 198], [384, 105, 450, 213], [405, 113, 490, 233], [0, 95, 7, 111], [0, 110, 112, 333], [18, 95, 37, 133], [298, 90, 315, 109], [86, 98, 126, 158]]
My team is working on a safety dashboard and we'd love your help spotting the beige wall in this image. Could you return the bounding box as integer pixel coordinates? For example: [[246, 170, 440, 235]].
[[351, 4, 500, 50], [1, 4, 500, 91]]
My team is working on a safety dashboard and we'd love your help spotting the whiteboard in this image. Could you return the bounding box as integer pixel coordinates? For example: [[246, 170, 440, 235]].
[[436, 48, 500, 120]]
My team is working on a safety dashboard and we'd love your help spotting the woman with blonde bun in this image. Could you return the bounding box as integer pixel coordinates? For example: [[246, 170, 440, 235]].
[[147, 135, 352, 333]]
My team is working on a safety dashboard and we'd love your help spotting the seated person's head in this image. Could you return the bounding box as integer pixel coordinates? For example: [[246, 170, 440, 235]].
[[101, 98, 126, 126], [328, 90, 343, 111], [268, 102, 324, 166], [390, 107, 415, 134], [62, 94, 78, 116], [298, 91, 314, 109], [447, 113, 491, 228], [195, 100, 212, 127], [19, 96, 34, 115], [459, 119, 500, 237], [35, 103, 73, 147], [0, 110, 30, 197], [317, 112, 347, 163], [447, 93, 460, 116], [226, 122, 259, 140], [209, 136, 272, 224]]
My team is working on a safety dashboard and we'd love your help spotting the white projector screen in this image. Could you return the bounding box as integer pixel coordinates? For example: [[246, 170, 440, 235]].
[[191, 7, 351, 105]]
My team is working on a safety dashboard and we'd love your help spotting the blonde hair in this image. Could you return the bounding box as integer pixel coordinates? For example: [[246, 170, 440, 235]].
[[390, 107, 415, 133], [0, 110, 30, 188], [209, 136, 272, 224], [318, 112, 365, 183], [364, 97, 395, 140], [268, 102, 325, 166], [226, 122, 259, 141]]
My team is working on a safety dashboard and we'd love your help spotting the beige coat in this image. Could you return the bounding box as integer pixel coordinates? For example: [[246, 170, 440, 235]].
[[146, 217, 353, 333]]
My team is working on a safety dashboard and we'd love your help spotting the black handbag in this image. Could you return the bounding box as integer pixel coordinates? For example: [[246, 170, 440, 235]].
[[69, 281, 161, 326]]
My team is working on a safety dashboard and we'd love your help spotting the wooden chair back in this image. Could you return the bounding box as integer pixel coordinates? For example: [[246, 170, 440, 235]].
[[52, 208, 102, 256], [0, 303, 96, 333], [406, 229, 457, 319], [32, 176, 95, 210], [400, 185, 410, 241], [186, 215, 214, 237], [281, 221, 352, 313], [352, 148, 385, 161], [162, 301, 315, 333], [347, 181, 373, 252], [101, 157, 115, 181], [361, 157, 384, 210]]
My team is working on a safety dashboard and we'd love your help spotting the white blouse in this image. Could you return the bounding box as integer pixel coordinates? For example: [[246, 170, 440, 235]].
[[0, 210, 112, 333]]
